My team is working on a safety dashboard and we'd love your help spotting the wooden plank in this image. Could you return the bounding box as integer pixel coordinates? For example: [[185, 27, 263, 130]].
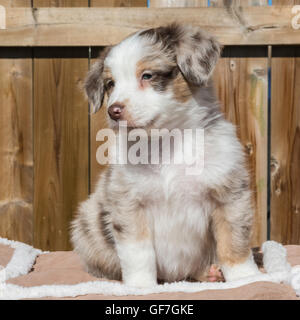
[[270, 0, 300, 245], [0, 0, 31, 6], [0, 2, 33, 245], [33, 49, 89, 251], [273, 0, 300, 4], [214, 57, 268, 247], [210, 0, 268, 5], [150, 0, 207, 6], [91, 0, 147, 6], [89, 0, 148, 191], [0, 6, 300, 46], [270, 52, 300, 245], [212, 0, 268, 247], [33, 0, 89, 251], [34, 0, 88, 5]]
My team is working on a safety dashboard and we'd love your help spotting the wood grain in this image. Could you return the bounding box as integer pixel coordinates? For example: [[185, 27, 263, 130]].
[[33, 0, 88, 5], [211, 0, 269, 247], [1, 6, 300, 46], [91, 0, 147, 6], [33, 0, 89, 251], [273, 0, 300, 4], [270, 0, 300, 245], [0, 0, 31, 6], [270, 54, 300, 244], [0, 1, 33, 245], [210, 0, 268, 5], [150, 0, 207, 6], [214, 58, 268, 247]]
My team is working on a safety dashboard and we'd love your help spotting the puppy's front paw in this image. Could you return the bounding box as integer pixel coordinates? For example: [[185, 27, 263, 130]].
[[124, 274, 157, 288], [221, 255, 262, 282]]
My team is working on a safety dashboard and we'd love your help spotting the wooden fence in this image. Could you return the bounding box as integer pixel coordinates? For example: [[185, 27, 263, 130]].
[[0, 0, 299, 251]]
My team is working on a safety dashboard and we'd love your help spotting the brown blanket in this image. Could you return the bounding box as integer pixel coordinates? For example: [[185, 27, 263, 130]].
[[1, 242, 300, 300]]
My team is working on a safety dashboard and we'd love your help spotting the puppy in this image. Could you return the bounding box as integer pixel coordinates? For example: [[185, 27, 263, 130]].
[[71, 24, 261, 287]]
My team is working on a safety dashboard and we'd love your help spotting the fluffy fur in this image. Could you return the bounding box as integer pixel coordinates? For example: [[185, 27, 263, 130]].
[[71, 24, 261, 287]]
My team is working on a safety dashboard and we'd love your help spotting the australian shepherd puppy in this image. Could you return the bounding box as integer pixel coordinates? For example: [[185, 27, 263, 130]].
[[71, 24, 261, 287]]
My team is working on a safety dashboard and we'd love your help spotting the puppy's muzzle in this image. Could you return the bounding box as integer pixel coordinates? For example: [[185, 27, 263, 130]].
[[108, 103, 124, 121]]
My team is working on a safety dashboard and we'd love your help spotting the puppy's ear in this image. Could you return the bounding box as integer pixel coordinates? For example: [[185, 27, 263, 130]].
[[152, 24, 221, 86], [175, 25, 221, 86], [84, 46, 111, 113]]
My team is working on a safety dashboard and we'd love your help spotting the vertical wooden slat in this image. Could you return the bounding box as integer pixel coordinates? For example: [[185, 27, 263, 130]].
[[213, 0, 268, 247], [33, 0, 89, 251], [0, 1, 33, 244], [270, 51, 300, 244], [270, 0, 300, 245], [214, 56, 268, 247], [89, 0, 148, 191]]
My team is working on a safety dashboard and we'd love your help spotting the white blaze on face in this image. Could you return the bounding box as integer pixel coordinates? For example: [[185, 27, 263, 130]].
[[104, 34, 174, 128], [105, 34, 143, 106]]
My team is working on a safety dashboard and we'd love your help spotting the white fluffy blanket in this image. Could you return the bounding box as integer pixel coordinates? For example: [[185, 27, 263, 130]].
[[0, 238, 300, 300]]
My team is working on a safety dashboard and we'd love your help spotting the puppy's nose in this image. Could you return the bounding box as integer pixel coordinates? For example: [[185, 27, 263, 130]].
[[108, 104, 124, 121]]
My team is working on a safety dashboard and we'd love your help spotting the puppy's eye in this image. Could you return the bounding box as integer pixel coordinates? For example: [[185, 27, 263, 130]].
[[105, 79, 115, 90], [142, 73, 152, 81]]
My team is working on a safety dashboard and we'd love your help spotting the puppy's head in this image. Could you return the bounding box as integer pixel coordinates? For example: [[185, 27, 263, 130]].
[[85, 24, 221, 128]]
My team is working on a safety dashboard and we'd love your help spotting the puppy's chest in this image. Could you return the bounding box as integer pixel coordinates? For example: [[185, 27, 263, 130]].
[[139, 165, 211, 213], [157, 165, 203, 193], [142, 167, 212, 277]]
